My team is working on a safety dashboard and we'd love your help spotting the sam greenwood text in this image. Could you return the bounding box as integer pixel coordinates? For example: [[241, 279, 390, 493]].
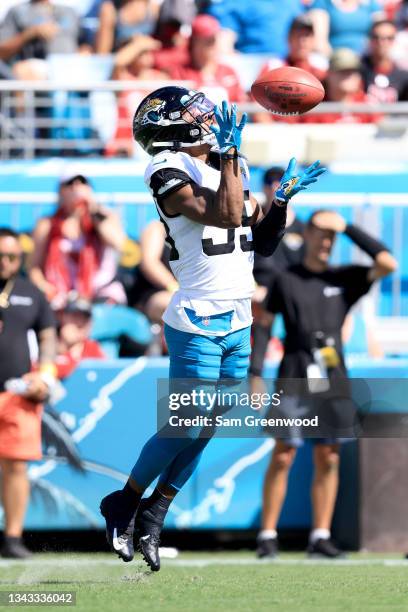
[[168, 415, 319, 428]]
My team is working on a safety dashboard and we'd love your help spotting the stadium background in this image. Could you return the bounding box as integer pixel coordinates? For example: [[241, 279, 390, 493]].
[[1, 0, 408, 555]]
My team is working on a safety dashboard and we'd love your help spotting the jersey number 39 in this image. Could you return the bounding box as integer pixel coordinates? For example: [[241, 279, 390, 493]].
[[202, 228, 253, 256], [161, 221, 253, 260]]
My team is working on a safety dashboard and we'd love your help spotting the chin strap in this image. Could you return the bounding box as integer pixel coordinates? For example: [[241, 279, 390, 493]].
[[152, 128, 217, 151]]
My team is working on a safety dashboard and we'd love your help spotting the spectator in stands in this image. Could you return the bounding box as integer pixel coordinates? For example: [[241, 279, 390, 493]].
[[29, 165, 127, 309], [130, 220, 177, 324], [391, 1, 408, 69], [95, 0, 162, 53], [361, 19, 408, 102], [55, 296, 105, 380], [308, 0, 384, 57], [259, 15, 328, 81], [202, 0, 304, 56], [0, 0, 82, 80], [153, 27, 189, 74], [113, 34, 163, 78], [0, 228, 57, 558], [166, 14, 246, 103], [154, 0, 196, 48], [253, 15, 327, 123], [153, 0, 202, 73], [256, 210, 397, 560], [105, 34, 167, 157], [303, 48, 378, 122]]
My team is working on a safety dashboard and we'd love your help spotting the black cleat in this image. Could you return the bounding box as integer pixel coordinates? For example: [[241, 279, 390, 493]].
[[256, 537, 278, 559], [138, 534, 161, 572], [135, 498, 162, 571], [100, 490, 136, 562], [0, 537, 32, 559], [307, 538, 345, 559]]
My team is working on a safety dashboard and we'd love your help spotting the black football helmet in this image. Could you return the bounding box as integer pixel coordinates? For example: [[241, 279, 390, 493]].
[[132, 86, 217, 155]]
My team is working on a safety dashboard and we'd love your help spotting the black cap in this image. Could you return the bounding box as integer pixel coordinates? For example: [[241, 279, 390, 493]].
[[289, 14, 314, 34], [64, 296, 92, 317]]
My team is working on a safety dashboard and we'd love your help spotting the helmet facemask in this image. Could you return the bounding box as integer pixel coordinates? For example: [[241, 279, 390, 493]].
[[174, 92, 217, 148], [151, 92, 217, 150]]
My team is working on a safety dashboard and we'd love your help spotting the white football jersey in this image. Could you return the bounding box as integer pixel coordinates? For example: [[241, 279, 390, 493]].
[[144, 150, 255, 336]]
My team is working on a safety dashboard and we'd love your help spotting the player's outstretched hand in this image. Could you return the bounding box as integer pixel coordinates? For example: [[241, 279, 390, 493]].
[[275, 158, 326, 203], [210, 101, 247, 154]]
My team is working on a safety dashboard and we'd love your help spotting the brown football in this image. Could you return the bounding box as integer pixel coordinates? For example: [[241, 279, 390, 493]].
[[251, 66, 325, 115]]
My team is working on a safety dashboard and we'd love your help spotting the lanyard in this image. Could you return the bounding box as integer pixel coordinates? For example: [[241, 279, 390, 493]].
[[0, 277, 15, 309], [0, 277, 15, 332]]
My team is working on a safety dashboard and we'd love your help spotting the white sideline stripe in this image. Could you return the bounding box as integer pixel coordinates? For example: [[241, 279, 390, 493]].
[[167, 559, 408, 567], [0, 558, 407, 568]]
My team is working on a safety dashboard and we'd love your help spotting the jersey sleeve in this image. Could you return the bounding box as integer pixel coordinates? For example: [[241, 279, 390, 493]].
[[149, 167, 193, 203], [145, 152, 196, 205], [342, 265, 373, 307]]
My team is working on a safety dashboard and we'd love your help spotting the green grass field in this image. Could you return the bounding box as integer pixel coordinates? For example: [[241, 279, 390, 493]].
[[1, 552, 408, 611]]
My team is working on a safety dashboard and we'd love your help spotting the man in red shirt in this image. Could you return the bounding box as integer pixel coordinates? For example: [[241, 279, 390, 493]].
[[253, 15, 327, 123], [166, 14, 246, 103], [258, 14, 328, 83]]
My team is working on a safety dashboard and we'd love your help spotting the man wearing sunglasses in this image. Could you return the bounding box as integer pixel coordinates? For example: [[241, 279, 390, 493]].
[[361, 19, 408, 103], [0, 228, 57, 558]]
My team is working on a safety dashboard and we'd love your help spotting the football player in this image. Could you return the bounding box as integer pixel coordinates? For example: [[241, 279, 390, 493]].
[[100, 86, 325, 571]]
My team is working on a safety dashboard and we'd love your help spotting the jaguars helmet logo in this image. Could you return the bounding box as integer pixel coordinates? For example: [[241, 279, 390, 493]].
[[134, 98, 166, 127]]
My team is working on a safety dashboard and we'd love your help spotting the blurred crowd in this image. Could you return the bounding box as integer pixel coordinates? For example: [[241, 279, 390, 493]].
[[0, 164, 233, 377], [0, 0, 407, 156], [12, 163, 176, 362]]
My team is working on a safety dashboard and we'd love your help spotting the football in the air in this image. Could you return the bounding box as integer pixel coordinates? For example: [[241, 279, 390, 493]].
[[251, 66, 325, 116]]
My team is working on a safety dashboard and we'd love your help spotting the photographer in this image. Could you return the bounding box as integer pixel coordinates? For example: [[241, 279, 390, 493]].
[[256, 210, 397, 559], [29, 166, 127, 310]]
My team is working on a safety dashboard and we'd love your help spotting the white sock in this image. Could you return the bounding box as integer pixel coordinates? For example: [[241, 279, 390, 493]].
[[257, 529, 277, 541], [309, 528, 330, 544]]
